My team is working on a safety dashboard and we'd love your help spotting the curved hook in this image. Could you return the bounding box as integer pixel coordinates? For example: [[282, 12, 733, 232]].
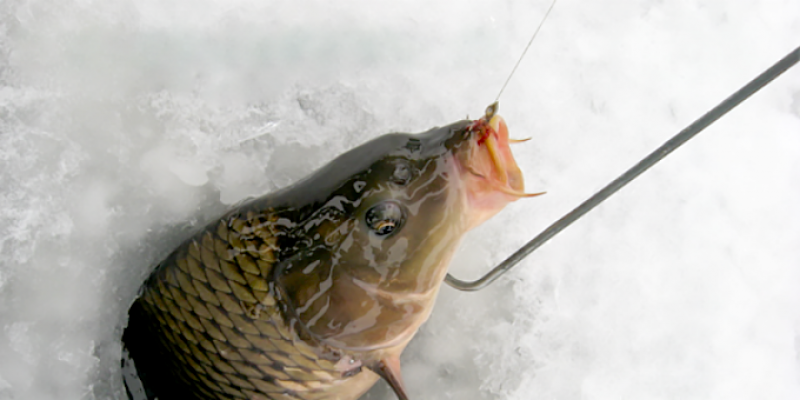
[[447, 45, 800, 292]]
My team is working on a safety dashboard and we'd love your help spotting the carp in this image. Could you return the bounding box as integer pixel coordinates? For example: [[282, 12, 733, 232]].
[[122, 107, 538, 400]]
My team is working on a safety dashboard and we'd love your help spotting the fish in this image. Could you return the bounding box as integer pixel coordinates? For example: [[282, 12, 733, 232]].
[[121, 106, 538, 400]]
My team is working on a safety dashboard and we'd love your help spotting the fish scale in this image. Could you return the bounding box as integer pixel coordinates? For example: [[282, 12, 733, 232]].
[[124, 211, 379, 400]]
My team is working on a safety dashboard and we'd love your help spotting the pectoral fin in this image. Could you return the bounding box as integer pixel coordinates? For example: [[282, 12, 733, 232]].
[[369, 356, 408, 400]]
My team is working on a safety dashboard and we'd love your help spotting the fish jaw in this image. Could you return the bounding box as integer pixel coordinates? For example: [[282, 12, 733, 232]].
[[459, 115, 533, 230]]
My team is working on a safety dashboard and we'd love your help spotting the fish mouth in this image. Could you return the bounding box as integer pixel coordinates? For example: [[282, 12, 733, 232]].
[[459, 113, 543, 228], [464, 114, 541, 198], [484, 115, 524, 195]]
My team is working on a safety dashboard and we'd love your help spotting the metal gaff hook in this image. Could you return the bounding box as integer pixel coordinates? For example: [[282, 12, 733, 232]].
[[446, 45, 800, 292]]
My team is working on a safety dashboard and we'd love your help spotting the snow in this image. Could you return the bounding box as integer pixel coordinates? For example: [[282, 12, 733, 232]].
[[0, 0, 798, 399]]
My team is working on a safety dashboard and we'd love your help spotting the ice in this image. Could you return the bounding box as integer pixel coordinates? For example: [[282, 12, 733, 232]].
[[0, 0, 798, 399]]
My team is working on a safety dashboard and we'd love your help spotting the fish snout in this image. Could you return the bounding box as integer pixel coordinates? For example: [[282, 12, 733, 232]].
[[459, 113, 543, 229]]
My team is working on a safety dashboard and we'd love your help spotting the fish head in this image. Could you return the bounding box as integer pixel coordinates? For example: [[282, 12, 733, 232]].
[[271, 113, 534, 374]]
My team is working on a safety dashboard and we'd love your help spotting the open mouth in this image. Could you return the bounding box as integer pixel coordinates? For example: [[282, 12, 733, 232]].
[[466, 113, 543, 199]]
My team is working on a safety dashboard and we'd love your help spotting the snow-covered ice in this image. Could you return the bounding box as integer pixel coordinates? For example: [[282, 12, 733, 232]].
[[0, 1, 798, 399]]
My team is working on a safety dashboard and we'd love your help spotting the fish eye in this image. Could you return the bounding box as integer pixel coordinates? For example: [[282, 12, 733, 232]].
[[365, 201, 406, 237]]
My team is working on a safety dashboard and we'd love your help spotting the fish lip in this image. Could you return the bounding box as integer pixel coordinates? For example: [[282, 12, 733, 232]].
[[485, 116, 509, 185], [463, 114, 526, 196], [487, 115, 515, 187]]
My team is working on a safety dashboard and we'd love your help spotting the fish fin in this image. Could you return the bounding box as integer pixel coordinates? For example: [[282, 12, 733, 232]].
[[369, 356, 409, 400]]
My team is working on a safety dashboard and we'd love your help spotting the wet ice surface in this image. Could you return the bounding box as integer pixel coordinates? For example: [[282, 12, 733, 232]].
[[1, 0, 799, 399]]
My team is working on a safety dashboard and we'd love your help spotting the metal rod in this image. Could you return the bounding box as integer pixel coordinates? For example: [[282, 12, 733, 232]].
[[447, 45, 800, 292]]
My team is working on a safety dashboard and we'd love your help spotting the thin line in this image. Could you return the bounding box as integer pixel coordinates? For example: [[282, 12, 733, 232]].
[[448, 45, 800, 292], [495, 0, 558, 102]]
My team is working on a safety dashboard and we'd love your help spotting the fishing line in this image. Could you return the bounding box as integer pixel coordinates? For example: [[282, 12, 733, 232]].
[[447, 45, 800, 292], [495, 0, 558, 102]]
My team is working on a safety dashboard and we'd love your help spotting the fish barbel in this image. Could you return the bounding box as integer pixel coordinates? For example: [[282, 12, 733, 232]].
[[122, 109, 539, 400]]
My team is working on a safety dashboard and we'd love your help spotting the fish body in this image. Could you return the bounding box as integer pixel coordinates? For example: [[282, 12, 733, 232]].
[[123, 113, 527, 400]]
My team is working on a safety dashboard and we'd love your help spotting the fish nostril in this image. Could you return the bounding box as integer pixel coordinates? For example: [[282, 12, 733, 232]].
[[391, 162, 412, 186]]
